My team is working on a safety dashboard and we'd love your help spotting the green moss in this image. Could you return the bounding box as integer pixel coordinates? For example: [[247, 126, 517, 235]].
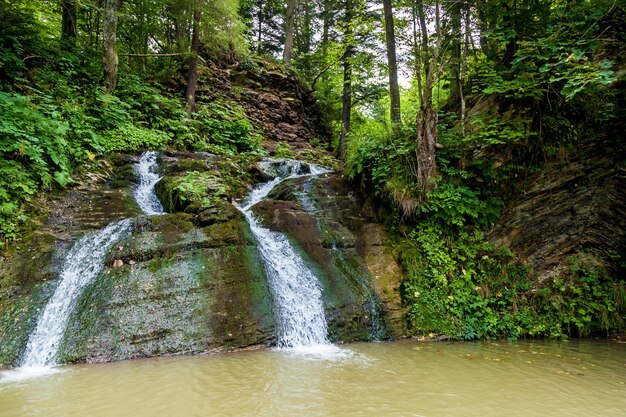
[[0, 280, 55, 367], [54, 216, 276, 363], [150, 213, 194, 232], [0, 233, 58, 293], [109, 164, 139, 189], [162, 159, 211, 174]]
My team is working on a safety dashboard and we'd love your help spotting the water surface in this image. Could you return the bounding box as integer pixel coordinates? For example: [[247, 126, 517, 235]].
[[1, 340, 624, 417]]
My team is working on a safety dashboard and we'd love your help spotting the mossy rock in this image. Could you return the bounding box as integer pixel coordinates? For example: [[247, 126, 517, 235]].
[[108, 164, 139, 189], [0, 232, 62, 294], [160, 158, 211, 175], [195, 200, 242, 226], [57, 216, 275, 364], [155, 171, 226, 214]]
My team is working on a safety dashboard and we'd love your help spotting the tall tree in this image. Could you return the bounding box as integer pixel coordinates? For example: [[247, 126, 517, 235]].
[[186, 0, 201, 113], [257, 0, 265, 52], [447, 0, 463, 106], [283, 0, 298, 66], [103, 0, 122, 94], [414, 0, 443, 195], [337, 0, 355, 160], [61, 0, 77, 48], [382, 0, 401, 130]]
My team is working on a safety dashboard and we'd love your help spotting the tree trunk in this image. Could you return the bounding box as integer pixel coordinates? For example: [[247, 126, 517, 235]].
[[461, 5, 471, 137], [322, 0, 330, 47], [415, 89, 438, 195], [411, 2, 423, 100], [299, 0, 312, 69], [337, 0, 354, 160], [186, 3, 201, 114], [417, 0, 429, 80], [61, 0, 77, 48], [448, 0, 462, 106], [414, 0, 442, 195], [103, 0, 121, 94], [257, 0, 264, 53], [382, 0, 401, 131], [502, 0, 517, 67], [338, 45, 353, 160], [283, 0, 298, 66]]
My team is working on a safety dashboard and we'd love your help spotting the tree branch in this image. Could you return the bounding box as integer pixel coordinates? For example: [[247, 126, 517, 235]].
[[119, 53, 185, 57]]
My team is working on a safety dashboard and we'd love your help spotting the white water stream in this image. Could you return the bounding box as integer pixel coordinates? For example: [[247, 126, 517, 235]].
[[133, 151, 165, 215], [13, 155, 342, 377], [238, 159, 334, 350], [18, 152, 164, 371], [20, 220, 131, 369]]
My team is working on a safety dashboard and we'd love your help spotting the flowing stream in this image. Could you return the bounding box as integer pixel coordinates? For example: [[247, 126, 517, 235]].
[[19, 220, 131, 369], [18, 151, 164, 370], [133, 151, 165, 215], [238, 159, 332, 349]]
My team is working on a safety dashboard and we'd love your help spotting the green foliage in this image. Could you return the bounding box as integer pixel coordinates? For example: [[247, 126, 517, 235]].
[[417, 182, 500, 229], [402, 226, 626, 340], [475, 2, 617, 102], [0, 92, 72, 243], [273, 142, 296, 159], [462, 113, 532, 146], [172, 171, 225, 212], [185, 102, 260, 154], [345, 118, 389, 180], [99, 124, 170, 153]]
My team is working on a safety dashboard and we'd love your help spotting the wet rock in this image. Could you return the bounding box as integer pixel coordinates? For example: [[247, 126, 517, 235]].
[[59, 214, 275, 364], [195, 202, 241, 227], [0, 155, 405, 367], [252, 173, 406, 340], [490, 137, 626, 277]]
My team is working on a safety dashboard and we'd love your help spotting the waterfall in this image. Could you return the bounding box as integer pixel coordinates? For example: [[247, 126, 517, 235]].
[[238, 159, 332, 348], [19, 151, 163, 369], [20, 220, 131, 368], [133, 151, 165, 215]]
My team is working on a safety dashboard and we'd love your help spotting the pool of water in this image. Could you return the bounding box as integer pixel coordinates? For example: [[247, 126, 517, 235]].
[[1, 340, 624, 417]]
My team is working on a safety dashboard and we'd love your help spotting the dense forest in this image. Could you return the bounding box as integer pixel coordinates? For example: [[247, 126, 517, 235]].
[[1, 0, 624, 341]]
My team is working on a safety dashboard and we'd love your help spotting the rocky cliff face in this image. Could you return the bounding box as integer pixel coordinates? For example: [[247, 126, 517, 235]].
[[0, 153, 404, 367], [490, 136, 626, 278], [200, 60, 328, 154]]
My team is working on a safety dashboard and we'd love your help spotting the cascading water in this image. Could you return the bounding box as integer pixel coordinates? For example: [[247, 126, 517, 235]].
[[20, 220, 131, 368], [133, 151, 165, 215], [238, 159, 332, 349], [297, 181, 387, 341], [18, 151, 164, 370]]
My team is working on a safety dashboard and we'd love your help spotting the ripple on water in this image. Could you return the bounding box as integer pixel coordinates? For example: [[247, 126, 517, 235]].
[[0, 366, 64, 387]]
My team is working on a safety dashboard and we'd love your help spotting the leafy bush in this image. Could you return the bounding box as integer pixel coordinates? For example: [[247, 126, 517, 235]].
[[99, 124, 170, 153], [187, 102, 260, 154], [402, 225, 626, 340], [0, 92, 72, 244]]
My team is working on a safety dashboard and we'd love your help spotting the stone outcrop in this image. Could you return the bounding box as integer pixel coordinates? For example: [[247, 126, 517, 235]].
[[490, 136, 626, 277], [199, 60, 328, 153], [59, 213, 274, 363], [0, 154, 405, 368], [252, 174, 406, 340]]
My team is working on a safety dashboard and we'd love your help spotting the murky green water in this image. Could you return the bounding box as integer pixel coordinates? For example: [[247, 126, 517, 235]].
[[1, 340, 625, 417]]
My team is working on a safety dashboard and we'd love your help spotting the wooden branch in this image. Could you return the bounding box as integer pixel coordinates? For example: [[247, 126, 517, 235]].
[[119, 53, 185, 57], [312, 58, 340, 91], [311, 49, 349, 91]]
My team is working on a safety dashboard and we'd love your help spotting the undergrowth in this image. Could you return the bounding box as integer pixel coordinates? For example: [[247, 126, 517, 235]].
[[0, 65, 262, 247]]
